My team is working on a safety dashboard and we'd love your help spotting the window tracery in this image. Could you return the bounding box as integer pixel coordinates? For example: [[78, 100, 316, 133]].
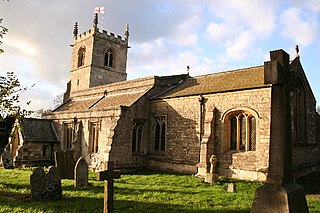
[[227, 111, 257, 152], [154, 116, 166, 151], [104, 48, 114, 68], [132, 121, 144, 152], [77, 47, 86, 67]]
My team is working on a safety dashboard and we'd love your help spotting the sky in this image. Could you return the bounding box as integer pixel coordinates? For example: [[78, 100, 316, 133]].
[[0, 0, 320, 111]]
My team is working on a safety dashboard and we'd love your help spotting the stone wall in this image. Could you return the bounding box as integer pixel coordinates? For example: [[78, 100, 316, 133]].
[[14, 142, 59, 166], [150, 87, 272, 180], [110, 95, 150, 169], [149, 96, 200, 173]]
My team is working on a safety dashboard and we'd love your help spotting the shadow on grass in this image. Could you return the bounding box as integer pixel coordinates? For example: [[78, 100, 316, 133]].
[[296, 171, 320, 195], [0, 194, 250, 213], [115, 200, 250, 213], [0, 195, 103, 213], [0, 182, 31, 191]]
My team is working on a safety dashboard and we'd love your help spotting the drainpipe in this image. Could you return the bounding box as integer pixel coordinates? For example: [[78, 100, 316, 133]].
[[198, 95, 205, 143]]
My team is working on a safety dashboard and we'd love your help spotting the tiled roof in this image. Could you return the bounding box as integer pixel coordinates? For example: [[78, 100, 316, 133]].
[[55, 90, 150, 112], [91, 90, 148, 110], [55, 97, 101, 112], [156, 66, 266, 99], [21, 118, 59, 143]]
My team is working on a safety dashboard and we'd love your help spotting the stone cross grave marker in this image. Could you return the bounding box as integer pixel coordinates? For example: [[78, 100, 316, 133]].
[[96, 161, 121, 213], [251, 50, 309, 213], [54, 150, 75, 179], [30, 166, 62, 201], [1, 150, 13, 169], [205, 155, 218, 183], [74, 156, 88, 188]]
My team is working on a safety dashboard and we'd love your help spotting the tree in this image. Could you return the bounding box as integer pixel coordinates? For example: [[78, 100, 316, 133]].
[[52, 93, 64, 109], [0, 18, 8, 53], [0, 114, 14, 149], [0, 72, 31, 118], [317, 106, 320, 115]]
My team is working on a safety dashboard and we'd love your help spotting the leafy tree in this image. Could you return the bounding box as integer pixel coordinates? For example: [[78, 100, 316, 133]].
[[0, 72, 31, 118], [0, 115, 14, 149], [0, 18, 8, 54]]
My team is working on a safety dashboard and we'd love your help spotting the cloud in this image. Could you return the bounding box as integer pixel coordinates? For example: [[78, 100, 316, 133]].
[[279, 7, 319, 47], [19, 85, 58, 111], [204, 0, 277, 64], [290, 0, 320, 12], [1, 0, 320, 111]]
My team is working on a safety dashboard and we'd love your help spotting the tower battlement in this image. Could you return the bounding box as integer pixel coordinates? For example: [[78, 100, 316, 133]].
[[75, 28, 128, 45], [68, 14, 129, 95]]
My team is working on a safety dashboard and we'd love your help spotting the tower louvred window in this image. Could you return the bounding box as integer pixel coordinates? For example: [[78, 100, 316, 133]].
[[104, 48, 114, 68], [77, 47, 86, 67]]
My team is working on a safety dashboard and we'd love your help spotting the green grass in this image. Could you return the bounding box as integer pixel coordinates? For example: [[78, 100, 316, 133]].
[[0, 168, 319, 212]]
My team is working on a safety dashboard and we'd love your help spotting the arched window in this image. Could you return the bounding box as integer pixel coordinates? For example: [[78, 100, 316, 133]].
[[132, 121, 144, 152], [296, 78, 306, 143], [104, 48, 114, 68], [77, 47, 86, 67], [89, 122, 99, 153], [63, 123, 73, 150], [227, 111, 257, 152], [154, 116, 166, 151]]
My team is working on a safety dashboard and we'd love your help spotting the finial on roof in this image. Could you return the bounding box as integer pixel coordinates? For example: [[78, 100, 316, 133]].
[[125, 24, 130, 40], [93, 13, 98, 29], [295, 44, 299, 58], [187, 65, 190, 75], [73, 22, 78, 38]]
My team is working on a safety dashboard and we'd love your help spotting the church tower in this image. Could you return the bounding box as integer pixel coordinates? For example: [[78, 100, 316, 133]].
[[69, 14, 129, 94]]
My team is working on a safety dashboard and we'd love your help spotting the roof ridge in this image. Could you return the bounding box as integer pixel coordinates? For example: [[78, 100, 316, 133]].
[[192, 65, 264, 79]]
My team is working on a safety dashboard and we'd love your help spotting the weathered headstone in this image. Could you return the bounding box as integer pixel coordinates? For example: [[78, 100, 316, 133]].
[[30, 167, 62, 201], [227, 183, 236, 193], [205, 155, 218, 183], [1, 150, 13, 169], [97, 162, 121, 213], [54, 150, 75, 179], [74, 156, 88, 188], [251, 50, 309, 213]]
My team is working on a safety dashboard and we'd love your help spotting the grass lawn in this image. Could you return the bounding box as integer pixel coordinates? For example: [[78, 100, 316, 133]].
[[0, 167, 319, 212]]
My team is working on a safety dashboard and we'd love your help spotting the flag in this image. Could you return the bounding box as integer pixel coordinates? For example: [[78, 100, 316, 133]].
[[94, 7, 104, 14]]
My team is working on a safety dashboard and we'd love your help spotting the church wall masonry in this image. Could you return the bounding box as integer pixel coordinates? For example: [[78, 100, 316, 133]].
[[110, 95, 150, 169], [150, 87, 272, 180]]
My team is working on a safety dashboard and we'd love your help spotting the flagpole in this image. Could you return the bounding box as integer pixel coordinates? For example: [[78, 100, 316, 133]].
[[101, 12, 104, 31]]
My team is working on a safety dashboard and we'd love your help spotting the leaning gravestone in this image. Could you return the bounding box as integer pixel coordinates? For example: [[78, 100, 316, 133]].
[[251, 50, 308, 212], [74, 156, 88, 188], [1, 151, 13, 169], [54, 150, 75, 179], [30, 167, 62, 201]]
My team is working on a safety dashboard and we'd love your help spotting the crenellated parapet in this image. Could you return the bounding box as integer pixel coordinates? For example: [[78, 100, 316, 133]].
[[68, 13, 129, 94], [72, 14, 129, 46]]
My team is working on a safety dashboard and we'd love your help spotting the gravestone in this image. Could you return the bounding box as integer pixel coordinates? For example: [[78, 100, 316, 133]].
[[227, 183, 236, 193], [1, 150, 13, 169], [205, 155, 218, 183], [30, 167, 62, 201], [54, 150, 75, 179], [251, 50, 309, 213], [97, 162, 121, 213], [74, 156, 88, 188]]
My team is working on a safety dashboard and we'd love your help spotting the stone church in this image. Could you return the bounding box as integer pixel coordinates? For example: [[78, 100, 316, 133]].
[[7, 15, 320, 181]]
